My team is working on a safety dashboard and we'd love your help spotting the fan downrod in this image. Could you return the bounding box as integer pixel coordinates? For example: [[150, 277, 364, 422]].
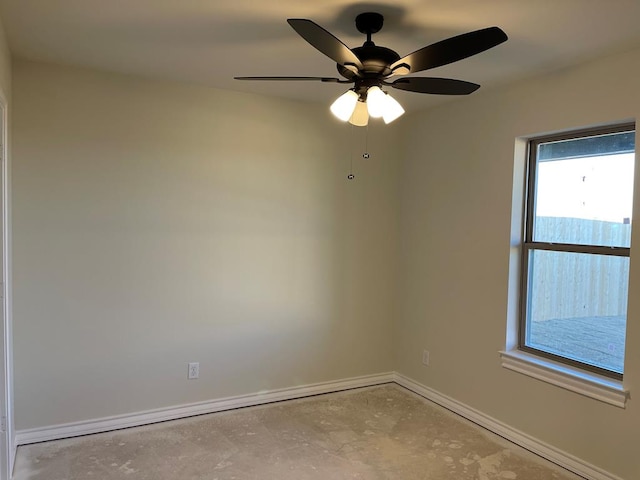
[[337, 12, 399, 80], [356, 12, 384, 46]]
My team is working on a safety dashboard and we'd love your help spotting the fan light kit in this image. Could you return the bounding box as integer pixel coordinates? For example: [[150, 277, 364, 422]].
[[330, 86, 404, 125], [235, 12, 507, 127]]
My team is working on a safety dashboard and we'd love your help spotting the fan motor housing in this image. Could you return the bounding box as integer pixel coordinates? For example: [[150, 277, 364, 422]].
[[337, 45, 400, 79]]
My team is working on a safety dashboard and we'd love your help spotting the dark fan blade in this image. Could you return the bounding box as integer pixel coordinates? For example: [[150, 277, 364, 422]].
[[390, 77, 480, 95], [390, 27, 507, 74], [234, 76, 348, 83], [287, 19, 363, 71]]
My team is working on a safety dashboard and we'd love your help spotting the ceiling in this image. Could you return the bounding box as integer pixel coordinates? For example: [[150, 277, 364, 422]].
[[2, 0, 640, 112]]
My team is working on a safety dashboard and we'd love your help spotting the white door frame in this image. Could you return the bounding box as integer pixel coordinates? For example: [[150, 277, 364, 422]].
[[0, 91, 13, 479]]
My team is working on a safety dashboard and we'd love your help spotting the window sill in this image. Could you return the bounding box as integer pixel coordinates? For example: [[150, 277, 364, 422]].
[[499, 349, 629, 408]]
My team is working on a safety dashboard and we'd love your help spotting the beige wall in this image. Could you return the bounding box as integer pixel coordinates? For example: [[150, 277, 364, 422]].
[[0, 17, 10, 99], [12, 60, 400, 429], [396, 47, 640, 479]]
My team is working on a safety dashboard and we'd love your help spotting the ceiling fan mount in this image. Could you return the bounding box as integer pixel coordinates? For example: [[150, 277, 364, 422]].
[[355, 12, 384, 37]]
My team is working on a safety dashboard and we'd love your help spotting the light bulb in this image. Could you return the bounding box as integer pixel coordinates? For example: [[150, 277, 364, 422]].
[[366, 86, 386, 118], [330, 90, 358, 121], [349, 100, 369, 126], [382, 93, 405, 124]]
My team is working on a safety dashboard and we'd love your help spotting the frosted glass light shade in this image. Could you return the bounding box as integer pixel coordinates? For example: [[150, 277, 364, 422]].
[[349, 100, 369, 126], [330, 90, 358, 121], [382, 93, 405, 124], [366, 86, 386, 118]]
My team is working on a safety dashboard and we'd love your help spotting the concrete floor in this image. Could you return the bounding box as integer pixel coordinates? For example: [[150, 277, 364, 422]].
[[14, 384, 582, 479]]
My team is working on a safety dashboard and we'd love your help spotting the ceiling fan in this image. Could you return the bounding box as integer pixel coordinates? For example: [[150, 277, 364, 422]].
[[235, 12, 508, 126]]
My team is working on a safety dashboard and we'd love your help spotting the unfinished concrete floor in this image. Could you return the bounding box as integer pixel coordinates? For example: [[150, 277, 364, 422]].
[[14, 384, 581, 480]]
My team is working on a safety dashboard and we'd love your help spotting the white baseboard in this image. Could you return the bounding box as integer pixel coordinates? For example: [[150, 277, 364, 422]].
[[9, 441, 15, 478], [15, 372, 394, 446], [393, 372, 624, 480], [15, 371, 623, 480]]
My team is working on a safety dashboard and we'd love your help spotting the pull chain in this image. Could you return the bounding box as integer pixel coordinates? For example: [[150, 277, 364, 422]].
[[363, 123, 370, 159], [347, 124, 355, 180]]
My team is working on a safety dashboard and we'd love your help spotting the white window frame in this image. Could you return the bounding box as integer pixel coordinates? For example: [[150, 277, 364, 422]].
[[501, 123, 634, 408]]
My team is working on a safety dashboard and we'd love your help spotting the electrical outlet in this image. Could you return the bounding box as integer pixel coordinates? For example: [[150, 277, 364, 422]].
[[422, 350, 430, 366], [188, 362, 199, 379]]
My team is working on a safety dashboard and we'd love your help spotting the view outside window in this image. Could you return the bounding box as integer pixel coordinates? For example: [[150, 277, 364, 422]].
[[523, 128, 635, 376]]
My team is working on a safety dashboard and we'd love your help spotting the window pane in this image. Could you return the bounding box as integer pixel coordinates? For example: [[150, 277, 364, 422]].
[[525, 249, 629, 374], [533, 131, 635, 247]]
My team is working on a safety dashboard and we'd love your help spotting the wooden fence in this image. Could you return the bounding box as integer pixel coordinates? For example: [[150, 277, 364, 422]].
[[529, 217, 631, 322]]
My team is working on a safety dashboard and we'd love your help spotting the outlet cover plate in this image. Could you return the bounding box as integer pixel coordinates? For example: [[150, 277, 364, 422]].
[[422, 350, 430, 366]]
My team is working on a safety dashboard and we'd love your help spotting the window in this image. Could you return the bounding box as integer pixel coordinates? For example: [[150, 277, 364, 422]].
[[520, 124, 635, 380]]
